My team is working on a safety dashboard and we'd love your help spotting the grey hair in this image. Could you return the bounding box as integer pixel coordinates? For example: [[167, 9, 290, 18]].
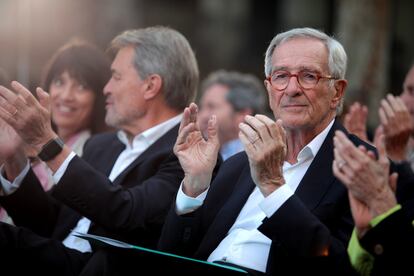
[[109, 26, 199, 110], [201, 70, 266, 115], [264, 27, 347, 114]]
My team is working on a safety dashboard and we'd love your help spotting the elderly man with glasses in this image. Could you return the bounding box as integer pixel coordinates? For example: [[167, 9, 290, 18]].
[[155, 27, 371, 275]]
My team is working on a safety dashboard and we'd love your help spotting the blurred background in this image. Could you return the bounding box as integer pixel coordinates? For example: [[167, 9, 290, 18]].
[[0, 0, 413, 127]]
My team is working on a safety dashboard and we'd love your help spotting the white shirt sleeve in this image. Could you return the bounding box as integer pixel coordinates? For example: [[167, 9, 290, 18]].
[[0, 160, 30, 195], [175, 181, 209, 215], [52, 151, 77, 184], [259, 184, 294, 218]]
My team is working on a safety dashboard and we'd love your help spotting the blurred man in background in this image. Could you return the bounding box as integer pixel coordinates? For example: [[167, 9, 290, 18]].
[[344, 64, 414, 168], [198, 70, 266, 160]]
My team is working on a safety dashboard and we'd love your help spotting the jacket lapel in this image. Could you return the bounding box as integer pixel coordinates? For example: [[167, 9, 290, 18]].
[[112, 124, 179, 186], [295, 120, 346, 210], [91, 136, 125, 177]]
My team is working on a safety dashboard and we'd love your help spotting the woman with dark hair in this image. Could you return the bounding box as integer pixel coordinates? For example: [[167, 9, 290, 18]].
[[30, 39, 111, 191], [0, 40, 111, 224]]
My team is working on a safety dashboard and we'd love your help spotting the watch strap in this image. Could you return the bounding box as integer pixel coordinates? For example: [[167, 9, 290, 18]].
[[37, 137, 65, 161]]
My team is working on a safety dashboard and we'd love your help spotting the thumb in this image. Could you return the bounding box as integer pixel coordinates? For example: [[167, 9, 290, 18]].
[[36, 87, 50, 112], [373, 125, 384, 148]]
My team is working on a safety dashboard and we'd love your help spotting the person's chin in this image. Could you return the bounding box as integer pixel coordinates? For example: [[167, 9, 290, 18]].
[[105, 114, 117, 128], [281, 117, 309, 129]]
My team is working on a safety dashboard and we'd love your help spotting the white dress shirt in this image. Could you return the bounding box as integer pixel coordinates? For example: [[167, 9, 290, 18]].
[[176, 119, 335, 272], [0, 114, 182, 253]]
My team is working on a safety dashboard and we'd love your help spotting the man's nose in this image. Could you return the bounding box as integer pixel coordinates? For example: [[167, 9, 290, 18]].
[[284, 75, 302, 96]]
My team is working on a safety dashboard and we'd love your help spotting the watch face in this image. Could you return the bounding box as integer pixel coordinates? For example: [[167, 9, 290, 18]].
[[38, 137, 64, 161]]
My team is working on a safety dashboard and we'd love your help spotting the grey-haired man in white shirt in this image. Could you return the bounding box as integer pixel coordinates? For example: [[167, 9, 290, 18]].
[[158, 27, 361, 275]]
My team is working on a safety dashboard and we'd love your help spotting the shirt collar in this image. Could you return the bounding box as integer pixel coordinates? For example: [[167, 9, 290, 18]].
[[220, 139, 244, 160], [296, 118, 335, 162], [117, 113, 182, 149]]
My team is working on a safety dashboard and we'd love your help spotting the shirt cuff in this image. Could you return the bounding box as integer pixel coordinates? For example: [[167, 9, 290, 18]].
[[347, 205, 401, 276], [0, 160, 30, 195], [52, 151, 76, 184], [370, 204, 401, 227], [259, 184, 294, 218], [348, 229, 374, 276], [175, 181, 209, 215]]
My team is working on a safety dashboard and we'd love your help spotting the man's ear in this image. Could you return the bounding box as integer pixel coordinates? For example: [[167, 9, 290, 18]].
[[264, 79, 272, 93], [264, 79, 276, 114], [332, 79, 347, 108], [143, 74, 162, 100]]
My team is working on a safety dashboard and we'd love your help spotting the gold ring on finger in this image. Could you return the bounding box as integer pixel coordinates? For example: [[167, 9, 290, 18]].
[[338, 160, 346, 169]]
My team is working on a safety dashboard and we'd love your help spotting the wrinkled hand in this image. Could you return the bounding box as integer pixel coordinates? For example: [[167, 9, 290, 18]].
[[343, 102, 369, 142], [0, 117, 23, 163], [377, 94, 413, 161], [239, 115, 286, 197], [347, 192, 372, 238], [0, 81, 56, 153], [174, 103, 220, 197], [332, 131, 397, 237], [0, 117, 30, 180]]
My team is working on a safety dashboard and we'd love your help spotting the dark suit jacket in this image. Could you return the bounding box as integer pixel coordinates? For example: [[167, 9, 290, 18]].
[[0, 124, 183, 248], [158, 120, 372, 274]]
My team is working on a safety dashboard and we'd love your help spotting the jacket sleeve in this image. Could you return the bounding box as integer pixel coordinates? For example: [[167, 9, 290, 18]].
[[51, 153, 183, 236], [0, 168, 60, 236]]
